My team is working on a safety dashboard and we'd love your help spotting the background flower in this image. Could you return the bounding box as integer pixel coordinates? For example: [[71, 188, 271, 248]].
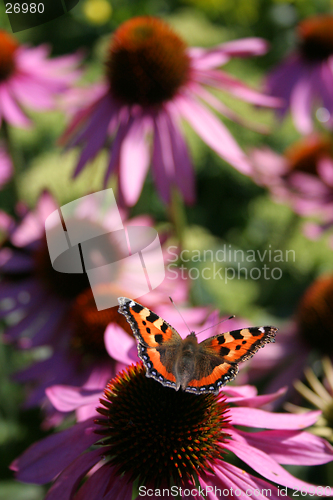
[[266, 14, 333, 134], [62, 16, 279, 206], [0, 30, 81, 129], [250, 134, 333, 236]]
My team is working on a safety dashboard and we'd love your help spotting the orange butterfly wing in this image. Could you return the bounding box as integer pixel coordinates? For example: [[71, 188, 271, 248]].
[[186, 326, 277, 394], [118, 297, 181, 389]]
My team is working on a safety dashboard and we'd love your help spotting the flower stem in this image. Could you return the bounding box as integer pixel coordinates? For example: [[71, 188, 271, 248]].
[[168, 187, 187, 249], [2, 120, 20, 202]]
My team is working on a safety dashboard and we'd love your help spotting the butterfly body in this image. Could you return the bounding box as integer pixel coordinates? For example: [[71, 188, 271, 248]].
[[118, 297, 277, 395]]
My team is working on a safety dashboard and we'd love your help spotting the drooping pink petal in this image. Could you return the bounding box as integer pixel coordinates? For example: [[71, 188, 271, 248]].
[[46, 385, 102, 413], [225, 438, 332, 493], [194, 69, 282, 108], [44, 449, 102, 500], [225, 387, 287, 408], [290, 66, 315, 134], [188, 38, 269, 71], [11, 418, 97, 484], [73, 94, 116, 176], [166, 105, 195, 204], [118, 113, 152, 206], [222, 385, 258, 399], [215, 462, 281, 500], [235, 428, 333, 466], [10, 74, 54, 109], [74, 463, 116, 500], [216, 38, 270, 58], [176, 93, 251, 175], [0, 83, 31, 127], [318, 156, 333, 187], [152, 110, 174, 204], [229, 407, 321, 429], [104, 323, 137, 365], [192, 83, 270, 134], [104, 113, 130, 185]]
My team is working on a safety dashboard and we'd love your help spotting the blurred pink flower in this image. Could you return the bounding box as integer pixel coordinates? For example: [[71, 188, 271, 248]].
[[0, 142, 12, 188], [0, 192, 189, 425], [11, 363, 333, 499], [241, 274, 333, 408], [62, 16, 279, 206], [0, 29, 81, 128], [267, 15, 333, 134], [251, 134, 333, 239]]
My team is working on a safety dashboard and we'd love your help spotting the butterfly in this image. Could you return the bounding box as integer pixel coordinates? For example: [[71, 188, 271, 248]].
[[118, 297, 278, 395]]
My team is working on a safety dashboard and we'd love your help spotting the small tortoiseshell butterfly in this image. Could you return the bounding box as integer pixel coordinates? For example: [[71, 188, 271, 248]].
[[118, 297, 277, 395]]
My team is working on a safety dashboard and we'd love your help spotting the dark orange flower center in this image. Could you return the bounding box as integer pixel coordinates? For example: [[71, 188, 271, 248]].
[[95, 363, 230, 488], [106, 16, 190, 106], [298, 16, 333, 61], [69, 287, 133, 358], [296, 275, 333, 354], [284, 135, 332, 176], [0, 30, 18, 82]]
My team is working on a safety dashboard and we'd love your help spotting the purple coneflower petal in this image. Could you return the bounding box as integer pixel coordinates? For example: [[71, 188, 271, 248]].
[[215, 462, 281, 500], [225, 438, 331, 493], [44, 449, 103, 500], [195, 69, 281, 108], [73, 95, 115, 176], [167, 106, 195, 204], [104, 323, 137, 365], [290, 67, 315, 134], [11, 417, 97, 483], [229, 407, 321, 429], [118, 114, 152, 206], [46, 386, 102, 413], [318, 156, 333, 186], [72, 464, 115, 500], [0, 84, 31, 128], [235, 428, 333, 465], [225, 386, 287, 407], [104, 114, 130, 186], [177, 93, 251, 175]]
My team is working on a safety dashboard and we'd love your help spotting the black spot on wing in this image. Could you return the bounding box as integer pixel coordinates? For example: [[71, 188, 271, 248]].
[[155, 334, 163, 344], [220, 346, 230, 356], [143, 321, 146, 326], [235, 345, 241, 351], [146, 327, 151, 334], [146, 311, 159, 323], [132, 303, 143, 313], [161, 322, 168, 333], [217, 337, 225, 345], [249, 327, 264, 337], [230, 331, 244, 340]]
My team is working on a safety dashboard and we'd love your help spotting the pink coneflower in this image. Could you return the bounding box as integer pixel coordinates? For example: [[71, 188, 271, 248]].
[[0, 30, 80, 128], [250, 134, 333, 240], [241, 274, 333, 407], [63, 16, 279, 206], [11, 363, 333, 499], [0, 192, 189, 424], [267, 15, 333, 134], [0, 142, 12, 188]]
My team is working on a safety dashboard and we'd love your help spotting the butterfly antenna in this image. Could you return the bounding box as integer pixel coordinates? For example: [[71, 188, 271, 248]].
[[169, 297, 192, 334], [196, 315, 235, 336]]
